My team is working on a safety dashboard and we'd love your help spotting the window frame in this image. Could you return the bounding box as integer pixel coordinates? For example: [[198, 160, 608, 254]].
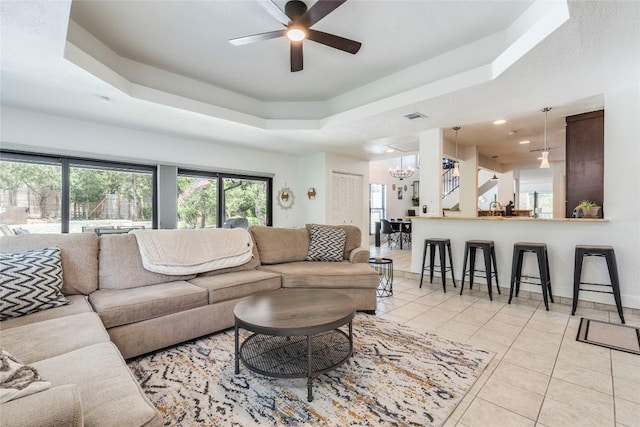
[[1, 150, 158, 233], [178, 168, 273, 228]]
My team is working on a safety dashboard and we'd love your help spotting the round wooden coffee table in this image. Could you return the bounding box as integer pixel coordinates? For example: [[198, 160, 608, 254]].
[[234, 289, 355, 402]]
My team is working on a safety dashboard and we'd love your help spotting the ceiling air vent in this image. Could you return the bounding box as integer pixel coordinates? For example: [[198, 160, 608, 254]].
[[403, 112, 426, 120]]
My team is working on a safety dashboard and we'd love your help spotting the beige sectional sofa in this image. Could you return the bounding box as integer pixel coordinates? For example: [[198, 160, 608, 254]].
[[0, 224, 377, 426]]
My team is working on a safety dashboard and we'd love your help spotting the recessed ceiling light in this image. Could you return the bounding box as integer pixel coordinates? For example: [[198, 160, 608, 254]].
[[493, 119, 506, 125], [386, 148, 395, 153], [519, 140, 531, 144]]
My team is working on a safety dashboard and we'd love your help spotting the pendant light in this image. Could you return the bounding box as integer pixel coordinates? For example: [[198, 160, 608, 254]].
[[389, 156, 414, 180], [452, 126, 461, 177], [491, 155, 499, 181], [540, 107, 551, 168]]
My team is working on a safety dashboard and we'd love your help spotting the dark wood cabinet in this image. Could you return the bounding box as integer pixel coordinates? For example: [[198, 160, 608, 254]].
[[565, 110, 604, 217]]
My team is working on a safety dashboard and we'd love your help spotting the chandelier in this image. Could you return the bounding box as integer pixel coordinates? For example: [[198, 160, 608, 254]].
[[389, 156, 414, 180]]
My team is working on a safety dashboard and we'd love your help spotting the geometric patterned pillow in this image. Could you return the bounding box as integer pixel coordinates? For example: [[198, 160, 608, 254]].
[[306, 225, 346, 262], [0, 347, 51, 403], [0, 247, 70, 321]]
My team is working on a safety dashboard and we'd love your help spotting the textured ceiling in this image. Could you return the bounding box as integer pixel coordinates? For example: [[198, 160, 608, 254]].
[[1, 0, 639, 166]]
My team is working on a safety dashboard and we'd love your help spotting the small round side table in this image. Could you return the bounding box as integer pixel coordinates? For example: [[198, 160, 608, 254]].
[[369, 257, 393, 297]]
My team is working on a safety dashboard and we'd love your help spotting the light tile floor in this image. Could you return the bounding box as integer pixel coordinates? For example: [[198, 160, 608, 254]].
[[369, 242, 640, 427]]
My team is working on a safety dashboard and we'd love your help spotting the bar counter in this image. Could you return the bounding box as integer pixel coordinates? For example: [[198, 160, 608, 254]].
[[409, 215, 638, 309]]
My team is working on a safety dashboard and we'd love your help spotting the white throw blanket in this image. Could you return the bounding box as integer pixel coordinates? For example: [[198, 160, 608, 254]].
[[132, 228, 254, 275]]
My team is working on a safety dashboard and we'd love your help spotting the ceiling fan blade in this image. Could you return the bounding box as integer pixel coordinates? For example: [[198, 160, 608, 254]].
[[291, 41, 303, 72], [229, 29, 286, 46], [307, 29, 361, 54], [301, 0, 346, 27], [258, 0, 290, 26]]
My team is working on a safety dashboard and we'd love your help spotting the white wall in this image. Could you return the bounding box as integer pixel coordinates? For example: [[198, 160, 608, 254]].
[[1, 107, 302, 227], [459, 145, 479, 215], [419, 129, 443, 216], [297, 153, 327, 226]]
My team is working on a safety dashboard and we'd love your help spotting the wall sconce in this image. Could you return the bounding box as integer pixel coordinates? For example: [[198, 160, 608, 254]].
[[307, 187, 316, 199]]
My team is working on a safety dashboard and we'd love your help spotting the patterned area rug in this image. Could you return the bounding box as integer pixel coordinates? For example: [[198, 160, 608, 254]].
[[128, 314, 493, 426]]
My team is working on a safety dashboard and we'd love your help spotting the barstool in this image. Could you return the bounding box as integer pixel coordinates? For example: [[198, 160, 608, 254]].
[[419, 238, 456, 292], [509, 242, 553, 310], [460, 240, 500, 300], [573, 245, 624, 323]]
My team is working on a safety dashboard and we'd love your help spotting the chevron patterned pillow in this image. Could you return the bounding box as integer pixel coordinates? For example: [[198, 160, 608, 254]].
[[306, 225, 346, 262], [0, 247, 70, 321]]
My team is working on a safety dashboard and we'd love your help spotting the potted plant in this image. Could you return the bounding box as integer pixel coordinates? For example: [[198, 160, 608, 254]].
[[578, 200, 601, 218], [411, 196, 419, 207]]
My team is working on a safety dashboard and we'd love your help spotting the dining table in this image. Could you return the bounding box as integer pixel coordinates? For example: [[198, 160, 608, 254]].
[[375, 220, 412, 249]]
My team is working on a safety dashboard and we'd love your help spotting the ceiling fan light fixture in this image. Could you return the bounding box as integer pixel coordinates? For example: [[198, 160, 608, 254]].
[[286, 26, 306, 41]]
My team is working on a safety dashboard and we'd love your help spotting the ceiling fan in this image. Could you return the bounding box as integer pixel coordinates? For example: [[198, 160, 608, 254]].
[[229, 0, 361, 72]]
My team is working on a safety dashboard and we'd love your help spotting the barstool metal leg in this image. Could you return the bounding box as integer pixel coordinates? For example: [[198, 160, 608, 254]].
[[429, 243, 436, 284], [537, 249, 550, 311], [572, 249, 584, 316], [509, 248, 519, 304], [460, 243, 470, 295], [419, 240, 428, 289], [446, 242, 457, 288], [605, 251, 625, 324], [439, 243, 447, 293], [491, 246, 500, 293], [469, 247, 477, 290], [483, 247, 493, 301], [545, 248, 554, 303], [514, 251, 524, 297]]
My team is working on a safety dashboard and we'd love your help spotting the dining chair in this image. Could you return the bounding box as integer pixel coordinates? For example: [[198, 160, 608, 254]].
[[380, 219, 401, 248]]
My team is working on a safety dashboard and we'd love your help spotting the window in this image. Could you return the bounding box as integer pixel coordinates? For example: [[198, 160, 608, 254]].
[[0, 151, 157, 233], [0, 155, 62, 234], [69, 161, 154, 232], [369, 183, 386, 234], [222, 177, 268, 226], [518, 191, 553, 218], [178, 169, 272, 229], [177, 173, 218, 229]]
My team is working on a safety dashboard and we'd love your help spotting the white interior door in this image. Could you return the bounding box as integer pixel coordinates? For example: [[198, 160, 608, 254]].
[[331, 172, 363, 232]]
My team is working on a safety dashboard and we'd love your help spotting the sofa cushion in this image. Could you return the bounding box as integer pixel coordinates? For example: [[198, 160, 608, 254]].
[[31, 342, 162, 427], [1, 384, 83, 427], [261, 261, 378, 289], [306, 224, 346, 262], [250, 226, 309, 264], [0, 295, 92, 330], [306, 224, 362, 260], [0, 312, 110, 364], [189, 270, 281, 303], [99, 234, 196, 290], [0, 247, 70, 321], [0, 233, 99, 295], [0, 348, 51, 404], [89, 281, 209, 329]]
